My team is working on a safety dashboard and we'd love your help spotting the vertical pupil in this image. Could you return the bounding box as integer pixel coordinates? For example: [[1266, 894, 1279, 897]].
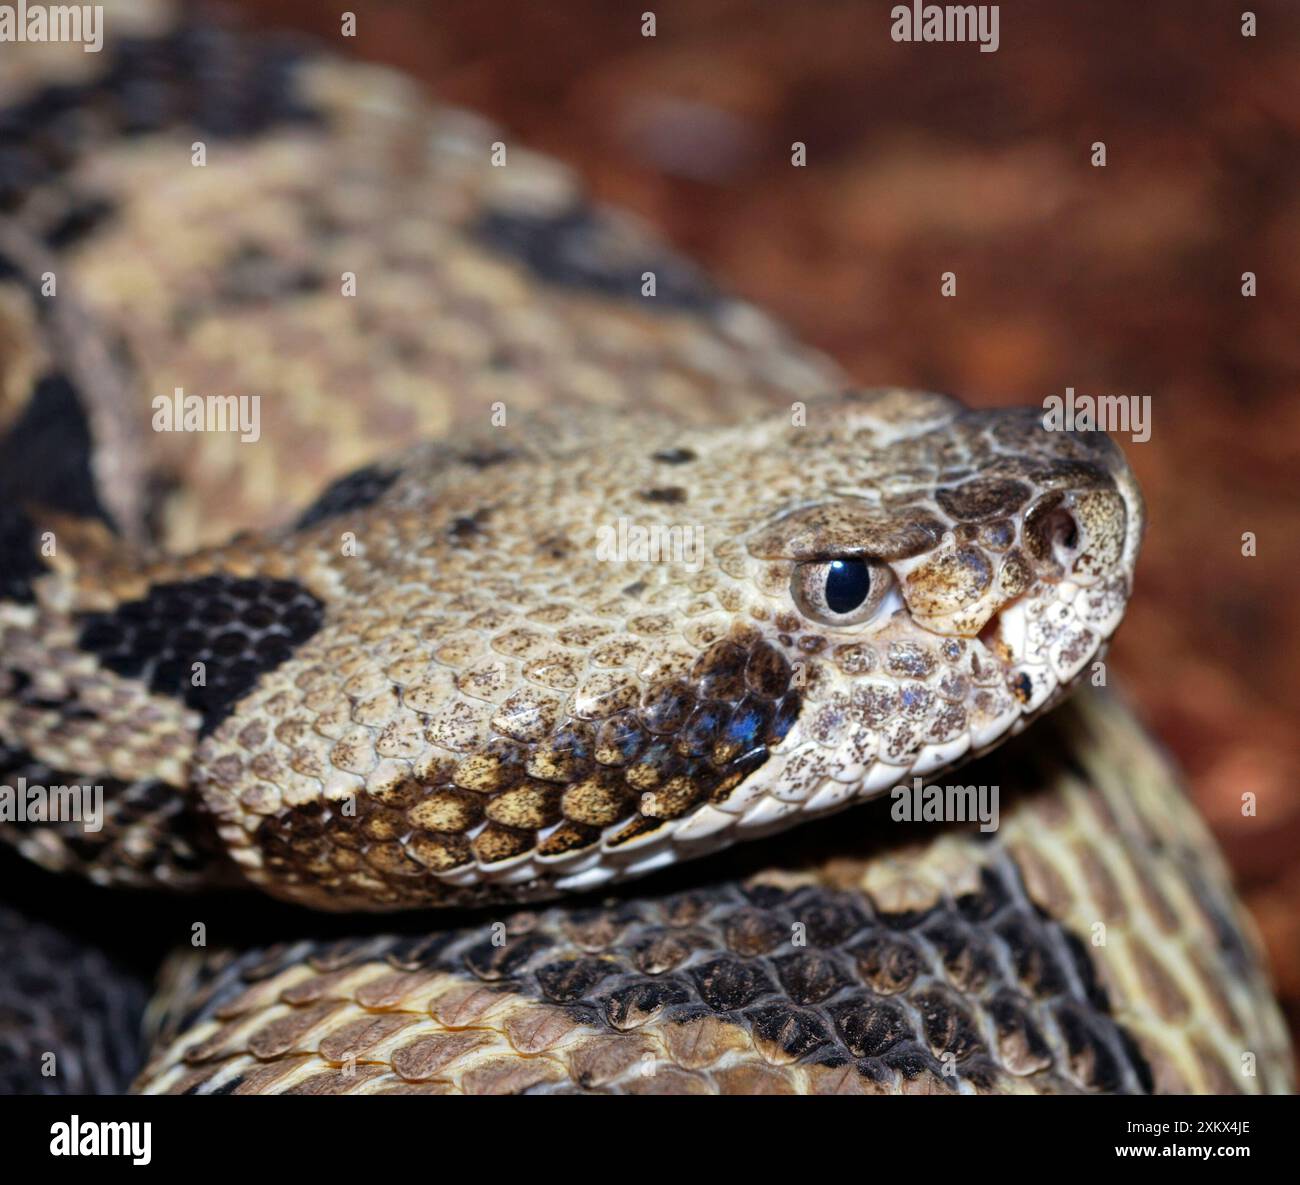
[[825, 559, 871, 614]]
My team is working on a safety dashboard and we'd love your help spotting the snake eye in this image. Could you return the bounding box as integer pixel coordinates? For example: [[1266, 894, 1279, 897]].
[[791, 557, 896, 627]]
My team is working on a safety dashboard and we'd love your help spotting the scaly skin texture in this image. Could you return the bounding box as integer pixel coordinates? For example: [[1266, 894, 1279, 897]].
[[1, 391, 1143, 909], [0, 4, 1290, 1095], [0, 0, 835, 551], [197, 391, 1142, 910], [135, 694, 1292, 1096], [0, 5, 1141, 909]]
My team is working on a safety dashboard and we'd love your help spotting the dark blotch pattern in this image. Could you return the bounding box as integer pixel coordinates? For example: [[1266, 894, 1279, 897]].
[[216, 241, 323, 306], [0, 370, 116, 603], [0, 372, 115, 532], [652, 447, 696, 465], [295, 463, 398, 529], [0, 16, 320, 210], [614, 636, 801, 832], [474, 203, 719, 311], [0, 736, 219, 885], [458, 447, 518, 470], [0, 506, 48, 604], [76, 574, 324, 735], [159, 859, 1152, 1095], [250, 632, 801, 907], [44, 195, 117, 248], [637, 486, 687, 504]]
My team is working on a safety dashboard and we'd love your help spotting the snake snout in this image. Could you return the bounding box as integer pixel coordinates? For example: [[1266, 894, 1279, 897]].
[[1021, 487, 1127, 587]]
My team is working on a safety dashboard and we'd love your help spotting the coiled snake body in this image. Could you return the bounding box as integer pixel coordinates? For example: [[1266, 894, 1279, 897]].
[[0, 5, 1291, 1095]]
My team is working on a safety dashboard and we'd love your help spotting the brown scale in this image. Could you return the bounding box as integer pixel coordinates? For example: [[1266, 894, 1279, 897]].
[[935, 476, 1033, 522], [2, 9, 1289, 1095], [136, 688, 1296, 1095], [247, 629, 799, 906]]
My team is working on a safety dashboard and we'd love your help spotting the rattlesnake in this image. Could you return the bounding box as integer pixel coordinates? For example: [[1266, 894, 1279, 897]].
[[0, 4, 1291, 1095]]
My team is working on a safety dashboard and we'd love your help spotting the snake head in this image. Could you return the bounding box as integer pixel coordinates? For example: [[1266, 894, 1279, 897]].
[[737, 389, 1145, 812], [191, 388, 1144, 909]]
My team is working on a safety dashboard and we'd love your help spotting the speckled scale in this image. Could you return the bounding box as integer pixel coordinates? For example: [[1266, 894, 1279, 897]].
[[0, 7, 1290, 1099], [135, 839, 1170, 1094]]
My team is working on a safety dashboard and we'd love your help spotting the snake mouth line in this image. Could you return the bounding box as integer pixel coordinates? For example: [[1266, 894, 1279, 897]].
[[974, 605, 1004, 644], [975, 600, 1020, 665]]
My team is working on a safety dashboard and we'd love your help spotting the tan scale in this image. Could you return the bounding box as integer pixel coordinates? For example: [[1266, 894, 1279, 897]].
[[0, 0, 1289, 1094]]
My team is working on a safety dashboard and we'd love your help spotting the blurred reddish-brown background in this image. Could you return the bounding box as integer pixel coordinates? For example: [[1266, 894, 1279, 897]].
[[228, 0, 1300, 1056]]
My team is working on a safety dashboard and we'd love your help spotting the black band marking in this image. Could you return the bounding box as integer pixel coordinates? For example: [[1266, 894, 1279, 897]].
[[473, 204, 720, 312], [76, 574, 325, 735], [0, 506, 48, 604], [0, 371, 115, 526], [155, 860, 1154, 1095], [295, 463, 399, 529], [0, 16, 321, 210]]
